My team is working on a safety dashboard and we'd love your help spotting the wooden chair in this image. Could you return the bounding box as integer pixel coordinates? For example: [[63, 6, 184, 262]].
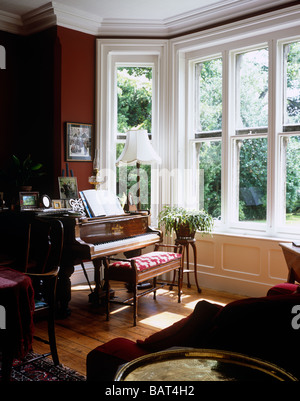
[[24, 217, 64, 366], [0, 216, 64, 380], [104, 243, 183, 326]]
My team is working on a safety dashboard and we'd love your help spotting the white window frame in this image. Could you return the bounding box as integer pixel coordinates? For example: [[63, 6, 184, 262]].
[[275, 37, 300, 235], [188, 54, 223, 220], [229, 43, 269, 233], [95, 39, 168, 221], [95, 8, 300, 239], [174, 11, 300, 239]]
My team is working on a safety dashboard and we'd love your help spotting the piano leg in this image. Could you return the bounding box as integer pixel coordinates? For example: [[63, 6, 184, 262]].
[[56, 261, 74, 317], [90, 258, 115, 305], [88, 258, 106, 304]]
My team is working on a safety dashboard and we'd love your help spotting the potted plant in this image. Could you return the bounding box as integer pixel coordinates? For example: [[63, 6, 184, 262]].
[[9, 154, 44, 190], [0, 154, 45, 196], [158, 205, 214, 239]]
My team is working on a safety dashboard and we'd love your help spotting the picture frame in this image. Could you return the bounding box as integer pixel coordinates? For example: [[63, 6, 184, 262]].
[[52, 199, 62, 209], [19, 191, 39, 210], [58, 177, 78, 200], [65, 122, 93, 161]]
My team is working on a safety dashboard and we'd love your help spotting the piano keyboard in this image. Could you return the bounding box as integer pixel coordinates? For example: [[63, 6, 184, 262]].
[[91, 233, 161, 258]]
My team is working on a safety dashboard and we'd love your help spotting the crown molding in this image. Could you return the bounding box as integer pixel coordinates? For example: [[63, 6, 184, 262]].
[[0, 10, 23, 35], [22, 2, 57, 34], [0, 0, 298, 37]]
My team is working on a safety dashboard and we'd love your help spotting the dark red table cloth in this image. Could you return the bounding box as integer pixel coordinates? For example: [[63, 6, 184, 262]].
[[0, 267, 35, 359]]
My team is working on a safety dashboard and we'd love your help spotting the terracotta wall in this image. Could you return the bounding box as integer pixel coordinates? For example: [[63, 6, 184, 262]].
[[0, 26, 96, 199], [56, 26, 96, 195]]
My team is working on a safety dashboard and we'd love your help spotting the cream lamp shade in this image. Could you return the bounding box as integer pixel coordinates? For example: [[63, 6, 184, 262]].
[[116, 130, 161, 166], [116, 129, 161, 210]]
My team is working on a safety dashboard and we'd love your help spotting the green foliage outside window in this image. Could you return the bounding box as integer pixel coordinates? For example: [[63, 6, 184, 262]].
[[116, 67, 152, 209]]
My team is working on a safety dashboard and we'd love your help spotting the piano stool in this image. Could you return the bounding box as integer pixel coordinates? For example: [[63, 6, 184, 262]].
[[104, 244, 183, 326]]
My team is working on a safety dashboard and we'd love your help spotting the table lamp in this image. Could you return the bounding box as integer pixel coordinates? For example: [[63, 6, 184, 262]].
[[89, 149, 103, 189], [116, 129, 161, 210]]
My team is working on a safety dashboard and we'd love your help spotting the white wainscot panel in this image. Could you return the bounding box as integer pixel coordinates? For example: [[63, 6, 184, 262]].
[[268, 248, 288, 281], [221, 243, 260, 276], [196, 239, 215, 268]]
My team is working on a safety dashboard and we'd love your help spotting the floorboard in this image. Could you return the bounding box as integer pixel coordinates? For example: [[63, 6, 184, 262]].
[[32, 282, 244, 376]]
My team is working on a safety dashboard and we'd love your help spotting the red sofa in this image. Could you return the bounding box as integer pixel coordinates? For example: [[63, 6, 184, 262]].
[[86, 283, 300, 381]]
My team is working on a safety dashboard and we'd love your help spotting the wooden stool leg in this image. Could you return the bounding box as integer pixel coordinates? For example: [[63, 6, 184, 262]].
[[133, 284, 137, 326], [169, 270, 176, 290], [153, 277, 157, 300], [105, 280, 110, 321]]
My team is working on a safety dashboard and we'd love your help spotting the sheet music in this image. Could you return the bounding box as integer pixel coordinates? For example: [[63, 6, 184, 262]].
[[80, 189, 124, 217]]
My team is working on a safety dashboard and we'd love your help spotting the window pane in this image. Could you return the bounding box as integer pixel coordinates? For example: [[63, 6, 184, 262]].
[[195, 58, 222, 132], [116, 66, 153, 210], [117, 67, 152, 134], [283, 41, 300, 128], [237, 137, 267, 222], [197, 141, 222, 219], [236, 48, 268, 131], [116, 143, 151, 210], [284, 136, 300, 225]]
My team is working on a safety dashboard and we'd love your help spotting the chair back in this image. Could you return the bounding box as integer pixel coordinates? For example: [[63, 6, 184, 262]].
[[26, 218, 64, 274], [0, 212, 31, 268]]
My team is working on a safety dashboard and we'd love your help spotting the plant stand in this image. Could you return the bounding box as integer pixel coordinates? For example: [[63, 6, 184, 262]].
[[174, 238, 201, 293]]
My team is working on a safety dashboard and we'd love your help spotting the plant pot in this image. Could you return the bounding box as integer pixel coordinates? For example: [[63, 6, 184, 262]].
[[175, 223, 195, 240], [20, 185, 32, 192]]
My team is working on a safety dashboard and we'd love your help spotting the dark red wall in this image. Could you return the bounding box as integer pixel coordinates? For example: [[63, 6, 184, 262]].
[[0, 26, 96, 199], [57, 26, 96, 194], [0, 31, 22, 166]]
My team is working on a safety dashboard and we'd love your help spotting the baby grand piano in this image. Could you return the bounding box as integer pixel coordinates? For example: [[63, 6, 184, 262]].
[[0, 190, 162, 316], [44, 210, 162, 316]]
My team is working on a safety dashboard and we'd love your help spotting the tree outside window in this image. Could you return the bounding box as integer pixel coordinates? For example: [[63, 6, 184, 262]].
[[116, 67, 153, 209]]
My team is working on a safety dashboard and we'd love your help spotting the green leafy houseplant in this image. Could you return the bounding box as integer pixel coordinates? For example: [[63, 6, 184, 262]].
[[10, 154, 44, 188], [0, 154, 45, 193], [158, 206, 214, 239]]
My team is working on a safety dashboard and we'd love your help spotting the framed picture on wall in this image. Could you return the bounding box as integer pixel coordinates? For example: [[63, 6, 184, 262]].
[[58, 177, 78, 199], [65, 122, 93, 161]]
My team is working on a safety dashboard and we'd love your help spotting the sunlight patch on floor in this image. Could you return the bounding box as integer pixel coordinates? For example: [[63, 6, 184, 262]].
[[110, 305, 131, 315], [71, 284, 95, 291], [139, 311, 185, 329], [184, 298, 226, 311]]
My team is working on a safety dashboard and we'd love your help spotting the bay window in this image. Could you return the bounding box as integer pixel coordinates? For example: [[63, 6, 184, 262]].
[[191, 38, 300, 236]]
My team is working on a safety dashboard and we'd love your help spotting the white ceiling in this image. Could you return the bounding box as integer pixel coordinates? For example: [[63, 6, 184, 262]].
[[0, 0, 295, 37], [0, 0, 224, 20]]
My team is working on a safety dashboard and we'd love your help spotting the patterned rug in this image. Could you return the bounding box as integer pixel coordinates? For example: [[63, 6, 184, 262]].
[[1, 352, 86, 381]]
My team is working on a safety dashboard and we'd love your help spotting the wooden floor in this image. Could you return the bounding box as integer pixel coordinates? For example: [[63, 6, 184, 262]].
[[32, 282, 244, 377]]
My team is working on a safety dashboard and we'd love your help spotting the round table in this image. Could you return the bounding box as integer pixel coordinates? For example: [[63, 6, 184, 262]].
[[115, 348, 297, 381]]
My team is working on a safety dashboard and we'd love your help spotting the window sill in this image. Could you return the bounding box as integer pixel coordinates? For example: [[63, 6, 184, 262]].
[[199, 226, 299, 243]]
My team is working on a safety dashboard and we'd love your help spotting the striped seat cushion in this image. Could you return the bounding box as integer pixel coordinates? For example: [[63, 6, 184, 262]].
[[110, 251, 182, 272]]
